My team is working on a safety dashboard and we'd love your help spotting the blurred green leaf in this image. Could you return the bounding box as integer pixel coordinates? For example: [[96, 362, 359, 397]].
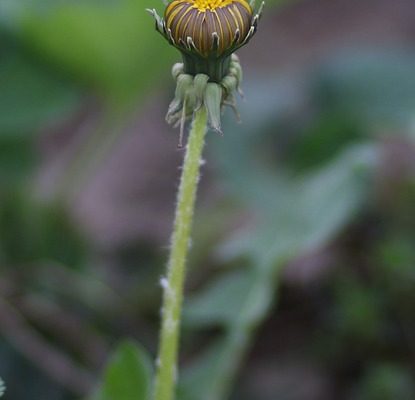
[[19, 0, 175, 102], [356, 364, 415, 400], [184, 268, 262, 328], [94, 340, 153, 400], [0, 41, 81, 135], [179, 69, 380, 399], [0, 192, 87, 267], [35, 264, 124, 316], [0, 136, 37, 183], [0, 342, 69, 400], [376, 235, 415, 286], [314, 51, 415, 126], [218, 143, 377, 263], [265, 0, 300, 7], [177, 339, 232, 400], [290, 112, 364, 172], [333, 275, 384, 343], [180, 143, 378, 399]]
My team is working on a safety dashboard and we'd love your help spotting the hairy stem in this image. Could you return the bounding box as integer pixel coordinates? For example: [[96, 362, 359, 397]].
[[154, 106, 209, 400]]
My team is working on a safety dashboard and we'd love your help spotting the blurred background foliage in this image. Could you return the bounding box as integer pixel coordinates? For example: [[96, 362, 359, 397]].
[[1, 0, 415, 399]]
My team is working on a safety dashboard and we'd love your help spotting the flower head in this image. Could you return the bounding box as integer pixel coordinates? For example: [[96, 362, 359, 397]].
[[165, 0, 252, 57], [148, 0, 264, 145], [150, 0, 263, 82]]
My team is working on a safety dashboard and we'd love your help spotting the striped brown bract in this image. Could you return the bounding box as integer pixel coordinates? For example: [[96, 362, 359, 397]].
[[165, 0, 252, 58]]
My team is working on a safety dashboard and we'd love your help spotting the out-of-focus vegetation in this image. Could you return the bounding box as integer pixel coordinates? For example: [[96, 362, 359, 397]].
[[1, 0, 415, 399]]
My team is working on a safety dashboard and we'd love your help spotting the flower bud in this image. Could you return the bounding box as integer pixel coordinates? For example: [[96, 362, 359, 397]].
[[165, 0, 252, 58], [148, 1, 264, 143], [149, 0, 263, 82]]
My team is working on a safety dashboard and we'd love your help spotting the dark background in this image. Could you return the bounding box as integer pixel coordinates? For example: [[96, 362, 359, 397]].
[[1, 0, 415, 399]]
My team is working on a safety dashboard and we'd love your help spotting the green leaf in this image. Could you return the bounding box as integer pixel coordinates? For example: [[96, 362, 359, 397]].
[[0, 377, 5, 398], [177, 339, 230, 400], [0, 43, 81, 135], [180, 64, 381, 398], [0, 136, 37, 183], [265, 0, 300, 7], [182, 92, 379, 399], [217, 143, 378, 264], [183, 267, 274, 332], [95, 341, 153, 400], [184, 269, 255, 328], [0, 191, 87, 267], [313, 51, 415, 125], [290, 112, 365, 172], [357, 364, 415, 400], [19, 0, 175, 102], [333, 274, 384, 342]]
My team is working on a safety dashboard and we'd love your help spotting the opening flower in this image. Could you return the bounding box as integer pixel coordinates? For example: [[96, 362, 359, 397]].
[[166, 0, 252, 56], [150, 0, 263, 82], [148, 0, 264, 143]]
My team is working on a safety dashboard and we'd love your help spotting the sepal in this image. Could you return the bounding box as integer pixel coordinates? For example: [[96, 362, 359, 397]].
[[204, 83, 223, 134]]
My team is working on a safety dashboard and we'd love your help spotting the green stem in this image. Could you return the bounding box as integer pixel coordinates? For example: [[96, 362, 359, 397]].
[[154, 106, 209, 400]]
